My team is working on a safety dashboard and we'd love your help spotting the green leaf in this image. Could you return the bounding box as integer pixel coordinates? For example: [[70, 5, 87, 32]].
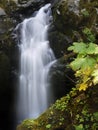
[[79, 118, 84, 122], [70, 56, 96, 71], [86, 43, 96, 54], [82, 109, 88, 115], [68, 45, 74, 51], [92, 70, 98, 85], [93, 112, 98, 121], [68, 42, 87, 54], [81, 9, 89, 17], [95, 46, 98, 54], [76, 114, 80, 120], [70, 57, 85, 71], [74, 124, 84, 130], [46, 124, 51, 129], [81, 57, 96, 69]]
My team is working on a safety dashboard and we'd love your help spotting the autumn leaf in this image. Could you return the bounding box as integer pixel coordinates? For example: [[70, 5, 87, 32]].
[[79, 83, 88, 91]]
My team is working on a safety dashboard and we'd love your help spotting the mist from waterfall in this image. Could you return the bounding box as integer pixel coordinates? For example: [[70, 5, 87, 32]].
[[16, 4, 55, 122]]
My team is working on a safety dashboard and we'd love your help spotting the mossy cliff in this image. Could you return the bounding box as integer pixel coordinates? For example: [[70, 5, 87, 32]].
[[17, 86, 98, 130], [50, 0, 98, 58], [52, 0, 98, 35]]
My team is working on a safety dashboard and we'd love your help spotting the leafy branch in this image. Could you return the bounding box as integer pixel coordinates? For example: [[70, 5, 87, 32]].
[[68, 42, 98, 91]]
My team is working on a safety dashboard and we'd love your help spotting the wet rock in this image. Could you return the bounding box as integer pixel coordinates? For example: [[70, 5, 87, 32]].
[[0, 7, 6, 16], [48, 52, 76, 100], [47, 0, 98, 65], [0, 0, 51, 24], [49, 27, 72, 58], [52, 0, 98, 42]]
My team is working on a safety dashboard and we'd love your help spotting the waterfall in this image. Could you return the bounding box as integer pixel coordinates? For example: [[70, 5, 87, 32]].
[[17, 4, 55, 122]]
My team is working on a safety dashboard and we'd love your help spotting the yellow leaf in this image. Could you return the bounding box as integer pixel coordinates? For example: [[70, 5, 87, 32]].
[[79, 83, 88, 91], [83, 67, 92, 76], [93, 76, 98, 85]]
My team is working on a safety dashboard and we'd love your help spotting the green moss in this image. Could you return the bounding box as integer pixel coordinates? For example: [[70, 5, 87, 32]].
[[52, 0, 98, 44], [17, 119, 38, 130], [81, 9, 89, 17], [17, 85, 98, 130], [46, 124, 51, 129]]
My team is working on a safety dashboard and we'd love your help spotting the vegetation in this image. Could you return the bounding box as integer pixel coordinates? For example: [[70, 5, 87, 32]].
[[81, 9, 89, 17], [17, 24, 98, 130], [17, 84, 98, 130], [68, 42, 98, 91], [67, 28, 98, 91]]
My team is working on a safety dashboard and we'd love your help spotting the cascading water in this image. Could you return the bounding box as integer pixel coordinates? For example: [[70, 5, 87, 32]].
[[17, 4, 55, 122]]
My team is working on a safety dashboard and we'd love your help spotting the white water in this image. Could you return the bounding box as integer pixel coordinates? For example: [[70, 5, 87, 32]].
[[17, 4, 55, 121]]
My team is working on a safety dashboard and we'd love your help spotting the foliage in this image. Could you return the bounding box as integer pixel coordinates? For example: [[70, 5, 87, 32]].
[[82, 28, 95, 42], [81, 9, 89, 17], [68, 42, 98, 91], [93, 112, 98, 121], [46, 124, 51, 129], [74, 111, 98, 130], [17, 85, 98, 130], [54, 88, 77, 111], [21, 119, 37, 129], [74, 124, 84, 130], [74, 106, 96, 130]]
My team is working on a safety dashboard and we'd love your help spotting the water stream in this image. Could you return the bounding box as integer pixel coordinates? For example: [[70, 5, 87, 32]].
[[17, 4, 55, 122]]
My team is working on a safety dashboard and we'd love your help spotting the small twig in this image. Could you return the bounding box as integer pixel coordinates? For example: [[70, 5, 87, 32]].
[[65, 74, 76, 83], [63, 52, 76, 60]]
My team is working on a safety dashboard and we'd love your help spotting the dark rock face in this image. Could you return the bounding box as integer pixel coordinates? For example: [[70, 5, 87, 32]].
[[49, 28, 72, 58], [51, 0, 98, 57], [52, 0, 98, 33], [49, 54, 75, 101], [0, 1, 53, 130]]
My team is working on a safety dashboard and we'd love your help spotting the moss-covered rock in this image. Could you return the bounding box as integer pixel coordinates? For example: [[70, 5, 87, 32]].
[[50, 0, 98, 57], [0, 0, 51, 20], [17, 86, 98, 130], [52, 0, 98, 30]]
